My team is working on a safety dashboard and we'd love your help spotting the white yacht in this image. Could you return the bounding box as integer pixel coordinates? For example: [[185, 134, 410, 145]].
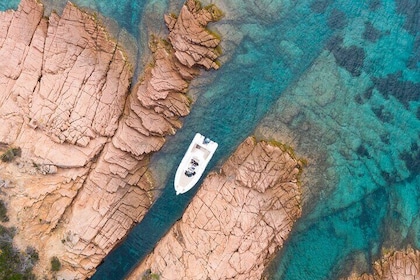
[[174, 133, 218, 195]]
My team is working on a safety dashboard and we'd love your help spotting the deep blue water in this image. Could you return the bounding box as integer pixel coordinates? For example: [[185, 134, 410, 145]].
[[1, 0, 419, 279]]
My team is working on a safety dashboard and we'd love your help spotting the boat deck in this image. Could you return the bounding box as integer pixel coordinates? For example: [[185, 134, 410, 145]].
[[174, 133, 218, 195]]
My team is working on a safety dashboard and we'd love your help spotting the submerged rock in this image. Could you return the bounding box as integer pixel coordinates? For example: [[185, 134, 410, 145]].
[[128, 137, 302, 280], [326, 36, 366, 77], [0, 0, 222, 278], [165, 0, 222, 70], [345, 247, 420, 280]]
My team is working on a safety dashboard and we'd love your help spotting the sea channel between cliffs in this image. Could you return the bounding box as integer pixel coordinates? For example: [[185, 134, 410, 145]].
[[0, 0, 419, 279]]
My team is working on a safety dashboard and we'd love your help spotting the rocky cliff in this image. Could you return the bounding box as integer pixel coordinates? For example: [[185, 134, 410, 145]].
[[345, 247, 420, 280], [128, 137, 303, 280], [0, 0, 221, 278]]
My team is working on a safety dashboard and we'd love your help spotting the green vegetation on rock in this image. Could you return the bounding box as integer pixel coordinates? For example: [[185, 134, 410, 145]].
[[50, 256, 61, 272], [0, 225, 38, 279], [0, 147, 21, 162], [142, 269, 160, 280], [0, 200, 8, 222], [204, 4, 224, 21]]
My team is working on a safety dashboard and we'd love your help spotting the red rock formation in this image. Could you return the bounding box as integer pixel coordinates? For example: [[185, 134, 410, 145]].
[[165, 0, 222, 70], [345, 247, 420, 280], [0, 0, 221, 278], [128, 137, 302, 280]]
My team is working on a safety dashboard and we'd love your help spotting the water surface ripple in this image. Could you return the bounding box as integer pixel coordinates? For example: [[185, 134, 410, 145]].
[[1, 0, 419, 279]]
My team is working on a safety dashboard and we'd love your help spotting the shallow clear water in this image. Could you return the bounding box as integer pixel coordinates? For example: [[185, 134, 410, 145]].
[[1, 0, 419, 279], [256, 0, 420, 279], [93, 0, 352, 277], [0, 0, 19, 10]]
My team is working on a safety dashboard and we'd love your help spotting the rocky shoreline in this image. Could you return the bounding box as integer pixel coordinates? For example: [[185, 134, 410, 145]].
[[128, 137, 303, 280], [2, 0, 418, 280], [0, 0, 221, 278]]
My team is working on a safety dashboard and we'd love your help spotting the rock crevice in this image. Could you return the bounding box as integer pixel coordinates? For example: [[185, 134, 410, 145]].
[[345, 247, 420, 280], [129, 137, 302, 280], [0, 0, 222, 278]]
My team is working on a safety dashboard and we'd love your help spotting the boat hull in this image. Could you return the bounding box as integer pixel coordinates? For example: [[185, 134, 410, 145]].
[[174, 133, 218, 195]]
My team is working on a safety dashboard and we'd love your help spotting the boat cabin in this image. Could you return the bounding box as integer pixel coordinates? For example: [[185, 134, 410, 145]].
[[185, 158, 199, 177]]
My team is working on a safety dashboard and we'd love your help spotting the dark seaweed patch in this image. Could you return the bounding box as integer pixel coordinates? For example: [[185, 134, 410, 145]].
[[395, 0, 420, 35], [363, 22, 382, 42], [369, 0, 381, 10], [411, 142, 419, 153], [400, 142, 420, 179], [354, 94, 364, 104], [326, 35, 343, 51], [381, 171, 399, 184], [356, 144, 371, 158], [326, 37, 366, 76], [310, 0, 333, 13], [407, 54, 419, 70], [354, 87, 374, 104], [327, 9, 347, 29], [363, 87, 374, 99], [372, 72, 420, 108], [380, 133, 390, 145], [407, 36, 420, 70], [371, 105, 393, 122]]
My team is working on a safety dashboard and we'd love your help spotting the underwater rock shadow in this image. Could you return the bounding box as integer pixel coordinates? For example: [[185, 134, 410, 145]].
[[326, 35, 366, 77]]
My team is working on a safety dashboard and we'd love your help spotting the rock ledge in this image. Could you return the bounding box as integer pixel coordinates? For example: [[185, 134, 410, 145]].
[[0, 0, 222, 278], [129, 137, 302, 280]]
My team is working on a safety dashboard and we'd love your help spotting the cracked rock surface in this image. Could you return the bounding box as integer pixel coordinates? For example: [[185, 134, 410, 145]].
[[129, 137, 302, 280], [345, 248, 420, 280], [165, 0, 222, 70], [0, 0, 221, 278]]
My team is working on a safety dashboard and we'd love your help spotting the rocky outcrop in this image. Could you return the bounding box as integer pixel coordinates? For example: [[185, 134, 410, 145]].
[[0, 0, 221, 278], [128, 137, 302, 280], [345, 248, 420, 280], [164, 0, 222, 70], [0, 0, 130, 149]]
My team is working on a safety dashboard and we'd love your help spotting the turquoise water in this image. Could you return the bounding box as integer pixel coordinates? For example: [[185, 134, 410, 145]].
[[1, 0, 419, 279], [0, 0, 146, 36], [256, 0, 420, 279], [0, 0, 18, 10], [93, 0, 351, 277]]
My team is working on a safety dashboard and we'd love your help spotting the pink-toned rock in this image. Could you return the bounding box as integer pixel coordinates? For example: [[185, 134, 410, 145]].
[[0, 0, 222, 278], [224, 139, 300, 193], [166, 0, 222, 70], [0, 0, 44, 112], [128, 137, 303, 280], [345, 248, 420, 280], [0, 0, 131, 149], [0, 0, 137, 277], [30, 2, 131, 146], [135, 40, 194, 118], [58, 0, 222, 275]]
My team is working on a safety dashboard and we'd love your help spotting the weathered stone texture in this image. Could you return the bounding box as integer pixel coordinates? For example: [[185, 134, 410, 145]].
[[129, 137, 302, 280], [0, 0, 221, 278], [345, 248, 420, 280]]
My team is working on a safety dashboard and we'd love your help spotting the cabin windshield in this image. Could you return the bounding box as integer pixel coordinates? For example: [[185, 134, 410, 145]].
[[185, 158, 199, 177]]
